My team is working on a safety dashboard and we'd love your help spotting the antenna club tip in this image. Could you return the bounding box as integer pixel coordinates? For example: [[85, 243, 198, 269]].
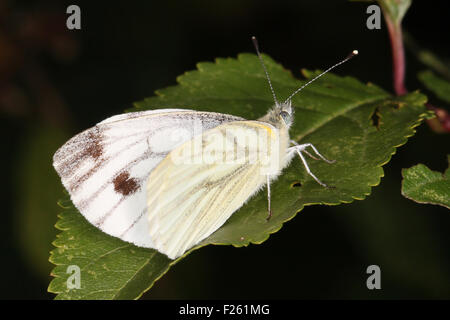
[[346, 49, 359, 59]]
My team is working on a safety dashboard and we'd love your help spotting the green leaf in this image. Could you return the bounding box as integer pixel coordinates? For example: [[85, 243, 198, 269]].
[[13, 124, 69, 280], [418, 70, 450, 104], [49, 197, 172, 299], [378, 0, 411, 26], [49, 53, 428, 299], [403, 32, 450, 80], [401, 156, 450, 209]]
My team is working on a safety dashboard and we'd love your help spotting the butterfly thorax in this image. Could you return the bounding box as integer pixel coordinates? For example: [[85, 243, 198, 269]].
[[258, 102, 293, 173]]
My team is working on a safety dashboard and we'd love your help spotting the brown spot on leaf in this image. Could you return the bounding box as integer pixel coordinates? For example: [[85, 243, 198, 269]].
[[370, 107, 381, 130], [393, 101, 406, 109], [113, 171, 139, 196]]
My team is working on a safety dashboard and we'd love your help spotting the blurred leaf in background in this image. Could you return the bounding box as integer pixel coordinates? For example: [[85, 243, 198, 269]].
[[419, 71, 450, 104], [13, 124, 69, 280], [0, 1, 77, 298]]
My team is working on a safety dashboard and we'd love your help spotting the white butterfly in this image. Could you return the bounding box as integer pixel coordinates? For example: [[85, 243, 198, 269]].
[[53, 37, 358, 259]]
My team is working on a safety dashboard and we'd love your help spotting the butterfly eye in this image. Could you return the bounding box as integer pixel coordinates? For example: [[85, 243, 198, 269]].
[[280, 111, 291, 124]]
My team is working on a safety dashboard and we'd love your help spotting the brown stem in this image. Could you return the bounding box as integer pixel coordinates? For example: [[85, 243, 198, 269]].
[[426, 103, 450, 132], [385, 16, 407, 96], [390, 23, 450, 132], [382, 2, 449, 132]]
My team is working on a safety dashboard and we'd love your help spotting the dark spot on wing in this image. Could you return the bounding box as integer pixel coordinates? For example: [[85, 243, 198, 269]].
[[84, 129, 103, 159], [113, 171, 140, 196]]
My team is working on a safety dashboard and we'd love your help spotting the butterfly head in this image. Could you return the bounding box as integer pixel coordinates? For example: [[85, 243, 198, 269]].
[[261, 100, 294, 129], [277, 100, 293, 127]]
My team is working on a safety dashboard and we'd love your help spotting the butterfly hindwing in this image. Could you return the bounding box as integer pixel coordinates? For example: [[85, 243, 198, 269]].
[[146, 120, 281, 259]]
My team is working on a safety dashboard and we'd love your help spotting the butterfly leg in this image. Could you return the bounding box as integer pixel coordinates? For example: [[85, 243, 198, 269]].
[[266, 175, 272, 221], [289, 143, 334, 188], [303, 143, 336, 164], [290, 140, 319, 160]]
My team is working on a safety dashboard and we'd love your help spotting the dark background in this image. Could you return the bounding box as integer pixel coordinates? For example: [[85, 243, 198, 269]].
[[1, 0, 449, 299]]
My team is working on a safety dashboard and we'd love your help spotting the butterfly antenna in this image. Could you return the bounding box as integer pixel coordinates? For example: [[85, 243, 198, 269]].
[[252, 36, 279, 106], [283, 49, 359, 104]]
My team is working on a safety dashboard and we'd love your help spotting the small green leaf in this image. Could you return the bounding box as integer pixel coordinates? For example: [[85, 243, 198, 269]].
[[418, 70, 450, 104], [401, 156, 450, 209], [378, 0, 411, 26], [49, 53, 428, 299]]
